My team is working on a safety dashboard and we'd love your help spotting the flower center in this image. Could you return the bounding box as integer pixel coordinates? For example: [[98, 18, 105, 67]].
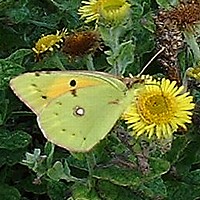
[[137, 92, 176, 125], [102, 0, 125, 11]]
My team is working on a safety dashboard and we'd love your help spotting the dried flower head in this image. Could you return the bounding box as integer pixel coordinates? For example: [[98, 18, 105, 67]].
[[62, 31, 100, 57], [155, 0, 200, 85], [155, 10, 183, 86], [170, 0, 200, 31]]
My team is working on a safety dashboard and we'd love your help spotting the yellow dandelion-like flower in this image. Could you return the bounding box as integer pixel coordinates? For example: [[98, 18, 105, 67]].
[[32, 29, 67, 58], [78, 0, 131, 24], [123, 78, 195, 139], [186, 66, 200, 81]]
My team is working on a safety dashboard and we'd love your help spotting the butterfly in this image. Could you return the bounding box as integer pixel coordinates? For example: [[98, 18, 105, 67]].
[[10, 71, 143, 152]]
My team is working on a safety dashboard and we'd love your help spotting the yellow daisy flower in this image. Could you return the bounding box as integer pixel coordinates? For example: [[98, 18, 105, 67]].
[[123, 78, 195, 139], [78, 0, 131, 24], [32, 29, 67, 58]]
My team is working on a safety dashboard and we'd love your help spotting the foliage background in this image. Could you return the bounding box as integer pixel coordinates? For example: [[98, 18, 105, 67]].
[[1, 0, 200, 199]]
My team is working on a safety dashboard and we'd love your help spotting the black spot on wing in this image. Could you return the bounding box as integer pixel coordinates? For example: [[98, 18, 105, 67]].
[[68, 79, 78, 97], [70, 89, 77, 97], [108, 99, 120, 104], [31, 83, 37, 87], [69, 79, 76, 87], [56, 101, 62, 105], [41, 95, 47, 99], [30, 82, 43, 93], [36, 88, 42, 93]]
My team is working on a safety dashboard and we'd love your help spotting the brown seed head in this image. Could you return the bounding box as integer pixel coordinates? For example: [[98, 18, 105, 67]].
[[62, 31, 100, 57]]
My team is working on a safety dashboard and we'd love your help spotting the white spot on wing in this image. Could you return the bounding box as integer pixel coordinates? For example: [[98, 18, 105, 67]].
[[73, 106, 85, 116]]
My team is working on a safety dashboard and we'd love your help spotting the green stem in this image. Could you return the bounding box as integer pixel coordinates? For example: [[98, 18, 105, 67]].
[[85, 55, 95, 71], [54, 54, 66, 71], [86, 152, 96, 189], [184, 31, 200, 62]]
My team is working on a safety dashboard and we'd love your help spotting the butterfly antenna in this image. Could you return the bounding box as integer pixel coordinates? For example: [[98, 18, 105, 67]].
[[137, 47, 169, 110], [138, 47, 165, 77]]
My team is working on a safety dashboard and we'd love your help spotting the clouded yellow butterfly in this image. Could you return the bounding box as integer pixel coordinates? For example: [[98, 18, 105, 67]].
[[10, 71, 142, 152]]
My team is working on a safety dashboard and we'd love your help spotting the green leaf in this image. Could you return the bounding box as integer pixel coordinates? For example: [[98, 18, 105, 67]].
[[44, 141, 55, 168], [155, 0, 171, 9], [165, 136, 188, 164], [99, 25, 126, 49], [7, 6, 30, 23], [97, 180, 144, 200], [183, 169, 200, 185], [169, 0, 179, 6], [71, 183, 100, 200], [5, 49, 32, 65], [107, 41, 135, 74], [93, 158, 170, 187], [175, 140, 200, 176], [141, 11, 156, 33], [67, 153, 88, 171], [141, 177, 167, 199], [130, 1, 144, 18], [0, 0, 15, 12], [0, 130, 31, 150], [0, 90, 9, 125], [184, 31, 200, 62], [48, 0, 71, 11], [165, 179, 200, 200], [0, 59, 24, 87], [47, 180, 69, 200], [47, 161, 74, 181], [20, 175, 47, 195], [0, 148, 28, 166], [22, 148, 47, 176], [0, 184, 20, 200]]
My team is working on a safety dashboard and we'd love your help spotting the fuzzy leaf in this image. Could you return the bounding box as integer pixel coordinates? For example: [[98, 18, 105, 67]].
[[47, 161, 74, 181], [93, 158, 170, 187]]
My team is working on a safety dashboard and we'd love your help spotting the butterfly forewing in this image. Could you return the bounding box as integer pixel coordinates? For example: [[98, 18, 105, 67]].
[[10, 71, 127, 115]]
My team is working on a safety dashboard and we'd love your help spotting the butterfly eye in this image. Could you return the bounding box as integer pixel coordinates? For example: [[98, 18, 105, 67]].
[[69, 79, 76, 87], [73, 106, 85, 116]]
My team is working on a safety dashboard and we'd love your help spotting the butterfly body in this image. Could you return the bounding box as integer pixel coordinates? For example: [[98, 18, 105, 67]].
[[10, 71, 139, 152]]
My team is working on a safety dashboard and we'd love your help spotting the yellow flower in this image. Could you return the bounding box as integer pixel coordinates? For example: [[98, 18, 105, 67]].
[[186, 66, 200, 80], [123, 78, 195, 139], [32, 29, 67, 58], [78, 0, 131, 24]]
